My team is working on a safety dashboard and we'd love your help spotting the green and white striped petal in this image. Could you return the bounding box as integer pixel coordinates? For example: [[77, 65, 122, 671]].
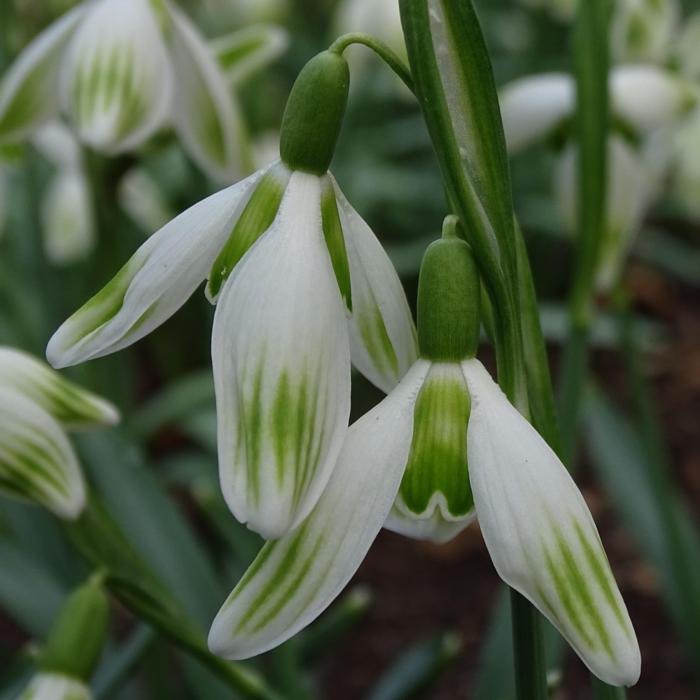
[[211, 24, 289, 86], [17, 672, 92, 700], [0, 387, 85, 520], [0, 347, 118, 428], [208, 360, 430, 659], [42, 168, 95, 266], [167, 3, 249, 183], [499, 73, 574, 154], [332, 179, 418, 393], [0, 7, 84, 143], [385, 362, 475, 544], [611, 65, 698, 135], [46, 168, 265, 368], [61, 0, 173, 153], [462, 358, 640, 686], [212, 172, 351, 539]]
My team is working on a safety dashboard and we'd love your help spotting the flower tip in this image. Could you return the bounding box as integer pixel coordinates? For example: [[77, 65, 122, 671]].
[[207, 620, 255, 661], [45, 331, 71, 370], [53, 482, 86, 521]]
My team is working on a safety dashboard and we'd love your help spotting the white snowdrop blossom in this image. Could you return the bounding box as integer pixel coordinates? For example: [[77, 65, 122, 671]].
[[610, 0, 680, 64], [47, 51, 417, 539], [0, 0, 252, 181], [0, 346, 119, 519], [16, 673, 92, 700], [208, 235, 641, 689]]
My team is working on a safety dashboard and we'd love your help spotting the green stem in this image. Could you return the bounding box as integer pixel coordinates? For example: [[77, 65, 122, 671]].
[[592, 677, 627, 700], [510, 591, 548, 700], [328, 32, 414, 92]]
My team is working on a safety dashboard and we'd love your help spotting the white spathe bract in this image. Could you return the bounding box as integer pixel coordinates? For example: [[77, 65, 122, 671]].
[[60, 0, 173, 153], [17, 672, 92, 700], [212, 172, 351, 538], [208, 356, 640, 687], [555, 135, 663, 291], [0, 0, 252, 181], [208, 360, 429, 658], [463, 358, 640, 686]]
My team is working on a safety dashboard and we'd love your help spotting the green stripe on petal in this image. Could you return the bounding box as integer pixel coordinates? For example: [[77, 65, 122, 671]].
[[0, 7, 83, 143], [463, 358, 641, 687], [0, 347, 118, 427], [206, 162, 290, 302], [208, 360, 429, 660], [0, 387, 85, 519], [212, 172, 351, 539], [320, 176, 352, 311], [61, 0, 173, 153], [47, 171, 261, 368]]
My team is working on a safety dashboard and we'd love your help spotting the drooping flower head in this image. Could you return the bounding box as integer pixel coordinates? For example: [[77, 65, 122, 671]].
[[208, 222, 640, 688], [47, 50, 417, 538], [0, 346, 118, 519], [0, 0, 256, 181]]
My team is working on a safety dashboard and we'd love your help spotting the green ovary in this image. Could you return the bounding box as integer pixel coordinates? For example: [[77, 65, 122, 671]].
[[399, 364, 473, 518]]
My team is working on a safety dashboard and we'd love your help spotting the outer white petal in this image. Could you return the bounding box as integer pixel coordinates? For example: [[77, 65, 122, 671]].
[[610, 0, 679, 64], [32, 121, 82, 171], [0, 387, 85, 520], [212, 172, 351, 539], [462, 359, 640, 687], [0, 346, 118, 428], [332, 179, 418, 393], [17, 672, 92, 700], [0, 7, 84, 144], [47, 168, 265, 368], [208, 360, 430, 659], [499, 73, 574, 154], [42, 168, 95, 266], [610, 65, 698, 135], [167, 3, 249, 183], [60, 0, 173, 153]]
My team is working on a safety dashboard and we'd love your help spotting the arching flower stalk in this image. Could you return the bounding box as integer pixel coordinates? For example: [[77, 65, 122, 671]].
[[208, 223, 641, 689], [0, 0, 286, 181], [47, 50, 417, 539], [0, 346, 118, 519]]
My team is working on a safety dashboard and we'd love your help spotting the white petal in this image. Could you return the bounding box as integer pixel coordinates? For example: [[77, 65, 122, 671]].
[[0, 346, 118, 428], [17, 672, 92, 700], [0, 387, 85, 520], [167, 3, 249, 183], [212, 172, 351, 539], [211, 24, 289, 86], [32, 121, 82, 170], [118, 166, 173, 235], [42, 168, 95, 266], [610, 0, 679, 64], [47, 168, 264, 368], [60, 0, 173, 153], [462, 359, 640, 687], [610, 65, 698, 135], [385, 504, 474, 544], [499, 73, 574, 154], [332, 179, 418, 393], [208, 360, 430, 659], [0, 7, 83, 143]]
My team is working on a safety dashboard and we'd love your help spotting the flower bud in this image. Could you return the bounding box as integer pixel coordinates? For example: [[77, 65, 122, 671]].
[[417, 218, 480, 361], [279, 51, 350, 175], [39, 574, 109, 682]]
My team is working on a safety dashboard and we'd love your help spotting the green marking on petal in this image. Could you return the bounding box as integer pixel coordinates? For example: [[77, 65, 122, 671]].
[[320, 177, 352, 311], [358, 302, 400, 378], [399, 364, 473, 518], [0, 66, 47, 138], [574, 520, 631, 638], [207, 165, 289, 301]]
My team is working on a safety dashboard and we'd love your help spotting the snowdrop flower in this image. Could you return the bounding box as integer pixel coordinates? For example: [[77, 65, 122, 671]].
[[33, 122, 95, 265], [610, 0, 679, 64], [16, 673, 92, 700], [555, 135, 665, 290], [208, 228, 640, 687], [47, 51, 417, 538], [0, 346, 118, 519], [0, 0, 248, 182]]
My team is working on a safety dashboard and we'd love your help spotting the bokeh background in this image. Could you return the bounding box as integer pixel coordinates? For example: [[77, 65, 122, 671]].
[[1, 0, 699, 698]]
